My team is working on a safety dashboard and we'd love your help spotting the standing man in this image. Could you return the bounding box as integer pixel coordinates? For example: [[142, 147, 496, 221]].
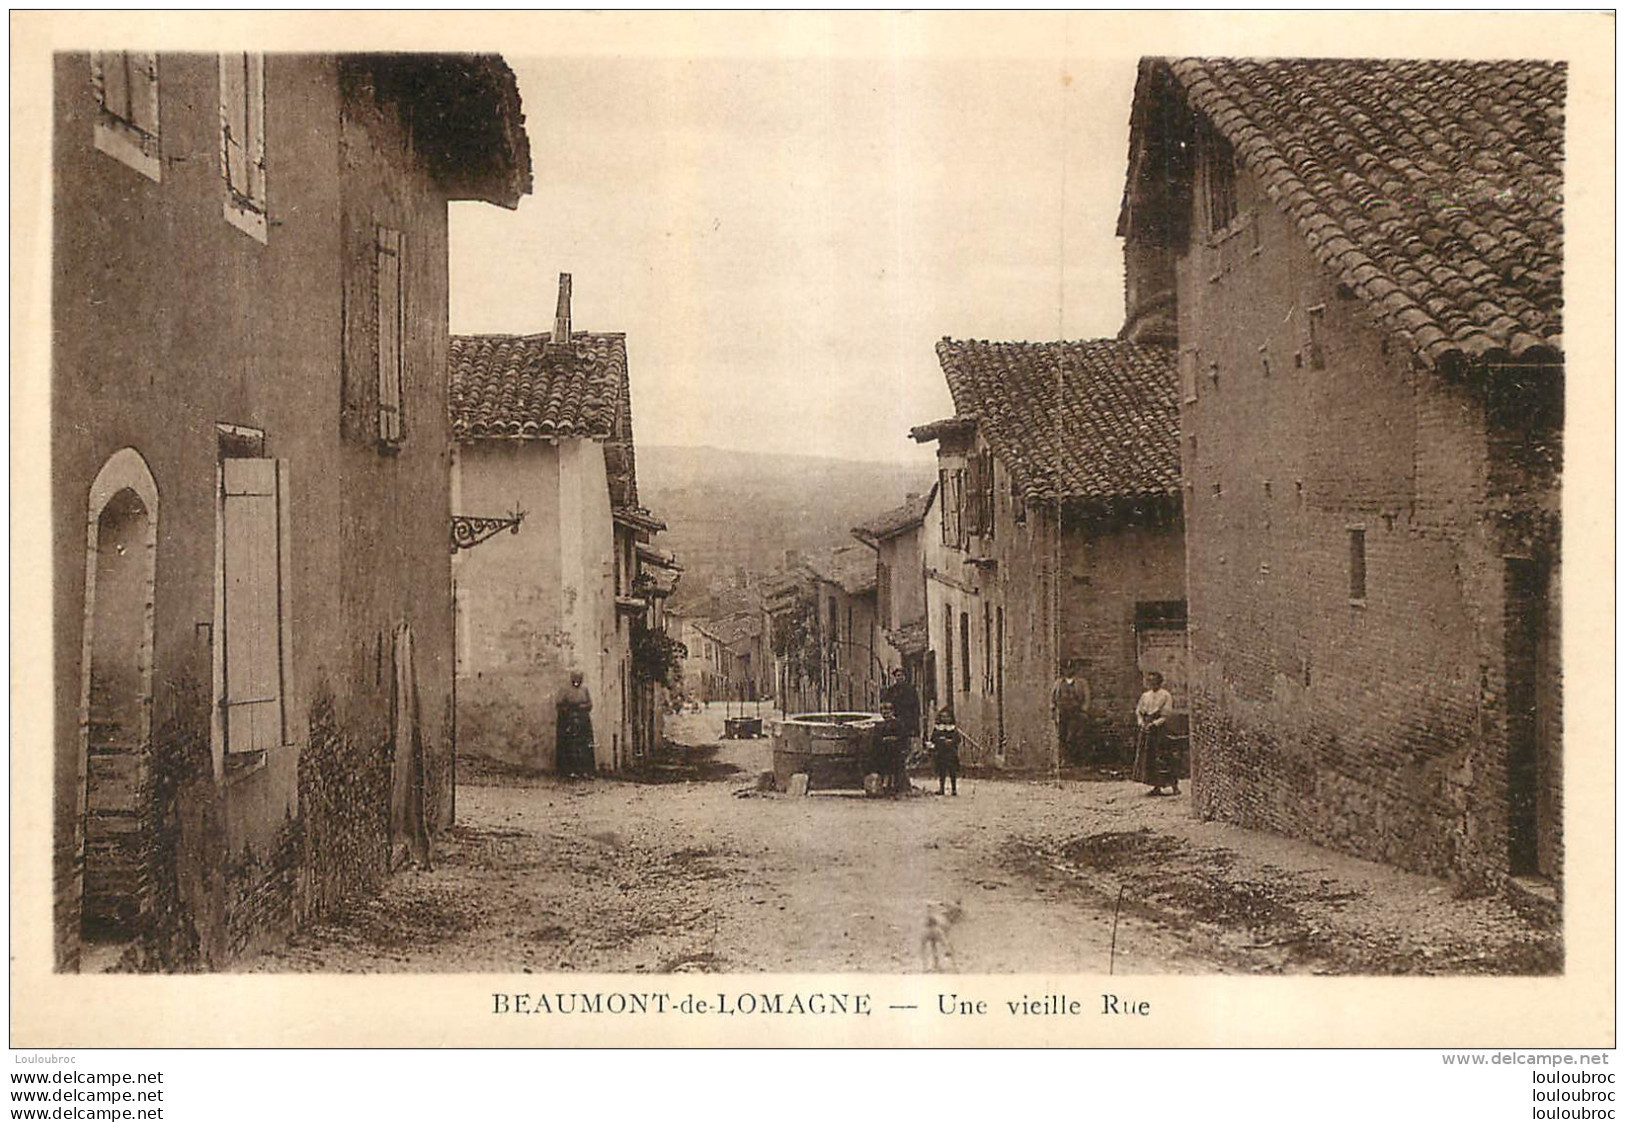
[[1050, 660, 1092, 765], [880, 668, 921, 776]]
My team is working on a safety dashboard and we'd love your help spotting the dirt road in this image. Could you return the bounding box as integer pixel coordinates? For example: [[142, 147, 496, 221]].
[[251, 705, 1557, 975]]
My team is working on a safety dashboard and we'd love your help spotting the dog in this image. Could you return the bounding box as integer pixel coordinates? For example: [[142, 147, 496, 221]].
[[920, 899, 965, 973]]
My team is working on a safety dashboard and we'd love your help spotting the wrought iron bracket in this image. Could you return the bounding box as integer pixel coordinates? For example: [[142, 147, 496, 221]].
[[451, 510, 526, 552]]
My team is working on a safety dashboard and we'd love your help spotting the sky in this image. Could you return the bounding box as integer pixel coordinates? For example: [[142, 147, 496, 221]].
[[448, 55, 1141, 465]]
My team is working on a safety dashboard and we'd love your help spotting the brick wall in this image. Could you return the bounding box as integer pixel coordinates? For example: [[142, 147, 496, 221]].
[[1173, 150, 1561, 891], [1059, 509, 1186, 761]]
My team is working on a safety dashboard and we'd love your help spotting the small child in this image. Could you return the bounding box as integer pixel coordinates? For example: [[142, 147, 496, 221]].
[[929, 707, 961, 796], [876, 702, 904, 795]]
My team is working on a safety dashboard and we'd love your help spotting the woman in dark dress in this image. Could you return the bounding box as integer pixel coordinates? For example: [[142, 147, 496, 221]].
[[554, 670, 594, 777], [1131, 671, 1178, 795]]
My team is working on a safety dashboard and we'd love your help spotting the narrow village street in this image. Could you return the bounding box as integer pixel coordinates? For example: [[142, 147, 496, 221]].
[[251, 705, 1558, 977]]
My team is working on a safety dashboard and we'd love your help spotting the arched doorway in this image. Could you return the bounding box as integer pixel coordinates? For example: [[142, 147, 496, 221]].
[[76, 449, 159, 970]]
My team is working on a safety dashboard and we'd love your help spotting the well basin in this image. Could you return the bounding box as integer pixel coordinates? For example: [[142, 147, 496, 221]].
[[770, 712, 881, 792]]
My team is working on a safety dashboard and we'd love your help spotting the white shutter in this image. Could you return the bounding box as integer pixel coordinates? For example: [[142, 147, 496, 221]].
[[219, 54, 248, 198], [245, 54, 266, 208], [97, 52, 131, 121], [128, 53, 160, 137], [376, 227, 404, 443], [223, 458, 284, 753]]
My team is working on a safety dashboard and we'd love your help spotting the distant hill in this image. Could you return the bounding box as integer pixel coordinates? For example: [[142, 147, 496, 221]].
[[636, 445, 935, 614]]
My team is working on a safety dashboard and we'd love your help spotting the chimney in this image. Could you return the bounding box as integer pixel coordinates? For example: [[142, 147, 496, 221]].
[[552, 273, 572, 346], [905, 491, 921, 506], [784, 549, 803, 569]]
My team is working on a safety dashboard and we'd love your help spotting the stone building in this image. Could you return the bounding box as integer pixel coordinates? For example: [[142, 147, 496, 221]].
[[912, 340, 1184, 769], [683, 614, 765, 703], [852, 488, 935, 721], [1120, 58, 1563, 894], [450, 275, 670, 774], [764, 545, 879, 715], [52, 52, 530, 970]]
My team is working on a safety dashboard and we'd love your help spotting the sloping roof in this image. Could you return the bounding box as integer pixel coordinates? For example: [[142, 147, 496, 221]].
[[926, 339, 1180, 506], [450, 333, 627, 440], [803, 544, 877, 596], [852, 484, 938, 544], [696, 613, 761, 654], [635, 542, 680, 570], [450, 331, 643, 508], [1142, 58, 1564, 369], [636, 568, 680, 598], [908, 416, 978, 443], [885, 621, 929, 657], [350, 55, 532, 208]]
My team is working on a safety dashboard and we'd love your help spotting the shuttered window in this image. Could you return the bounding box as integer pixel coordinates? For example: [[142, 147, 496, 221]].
[[219, 53, 267, 240], [376, 226, 406, 446], [940, 468, 967, 550], [1203, 124, 1238, 235], [965, 450, 995, 539], [90, 52, 161, 181], [222, 458, 289, 754], [982, 602, 994, 694], [959, 611, 971, 694]]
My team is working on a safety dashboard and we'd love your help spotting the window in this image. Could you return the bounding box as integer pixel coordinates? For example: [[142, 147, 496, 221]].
[[828, 599, 839, 671], [220, 456, 290, 756], [1181, 346, 1200, 404], [219, 53, 267, 240], [939, 468, 966, 549], [982, 602, 994, 694], [941, 603, 954, 707], [1203, 123, 1238, 235], [1348, 527, 1367, 602], [876, 560, 893, 626], [376, 226, 406, 446], [959, 611, 971, 694], [1305, 304, 1327, 370], [91, 52, 161, 181], [965, 451, 995, 539], [995, 606, 1004, 697]]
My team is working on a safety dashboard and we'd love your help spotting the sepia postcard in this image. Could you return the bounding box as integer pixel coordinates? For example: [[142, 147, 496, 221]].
[[10, 10, 1614, 1050]]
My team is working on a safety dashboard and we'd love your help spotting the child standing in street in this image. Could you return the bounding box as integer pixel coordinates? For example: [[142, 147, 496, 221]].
[[930, 707, 961, 796]]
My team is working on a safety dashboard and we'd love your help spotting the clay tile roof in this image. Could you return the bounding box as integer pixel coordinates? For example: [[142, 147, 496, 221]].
[[449, 332, 629, 442], [852, 484, 939, 543], [932, 339, 1180, 505], [804, 544, 878, 596], [908, 416, 978, 443], [1167, 57, 1564, 367], [885, 621, 929, 657]]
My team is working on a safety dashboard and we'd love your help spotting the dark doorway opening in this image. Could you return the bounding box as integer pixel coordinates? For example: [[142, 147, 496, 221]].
[[81, 489, 154, 959], [1504, 557, 1549, 878]]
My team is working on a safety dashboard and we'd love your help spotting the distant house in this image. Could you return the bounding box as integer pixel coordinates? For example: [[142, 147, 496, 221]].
[[685, 613, 765, 702], [852, 486, 935, 710], [804, 546, 882, 713], [450, 274, 670, 774], [52, 52, 530, 970], [912, 339, 1183, 769], [1121, 58, 1563, 893], [765, 545, 879, 714]]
